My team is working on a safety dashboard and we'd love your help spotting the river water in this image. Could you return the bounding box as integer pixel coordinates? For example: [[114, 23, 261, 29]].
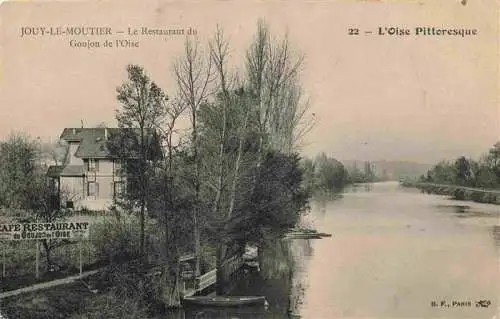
[[175, 181, 499, 319]]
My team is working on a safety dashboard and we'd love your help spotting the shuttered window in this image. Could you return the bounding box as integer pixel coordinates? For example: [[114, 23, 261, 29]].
[[86, 159, 99, 172], [87, 182, 99, 198]]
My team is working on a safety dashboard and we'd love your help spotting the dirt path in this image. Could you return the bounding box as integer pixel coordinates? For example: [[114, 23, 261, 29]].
[[0, 269, 100, 299]]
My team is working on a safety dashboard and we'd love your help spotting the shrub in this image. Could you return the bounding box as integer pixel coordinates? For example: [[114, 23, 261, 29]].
[[70, 291, 149, 319], [90, 214, 141, 263]]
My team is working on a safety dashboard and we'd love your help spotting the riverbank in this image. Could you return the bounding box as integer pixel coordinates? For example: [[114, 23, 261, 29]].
[[0, 271, 156, 319], [298, 182, 499, 319], [400, 181, 500, 205]]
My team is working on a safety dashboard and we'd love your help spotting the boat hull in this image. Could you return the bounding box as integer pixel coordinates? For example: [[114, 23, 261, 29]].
[[284, 232, 332, 239], [182, 296, 267, 307]]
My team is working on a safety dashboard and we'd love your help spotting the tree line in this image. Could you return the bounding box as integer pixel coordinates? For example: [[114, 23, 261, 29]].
[[416, 142, 500, 203], [302, 153, 349, 192], [101, 20, 314, 306], [301, 153, 383, 193], [0, 133, 72, 269], [0, 21, 353, 315]]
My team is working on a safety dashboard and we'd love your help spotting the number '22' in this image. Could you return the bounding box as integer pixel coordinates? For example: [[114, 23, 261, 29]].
[[348, 28, 359, 35]]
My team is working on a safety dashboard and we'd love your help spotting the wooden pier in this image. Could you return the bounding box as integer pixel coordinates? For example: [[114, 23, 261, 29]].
[[181, 254, 244, 297]]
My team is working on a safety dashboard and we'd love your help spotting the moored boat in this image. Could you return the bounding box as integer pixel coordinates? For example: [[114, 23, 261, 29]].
[[244, 260, 260, 268], [182, 295, 267, 307], [284, 231, 332, 239], [284, 228, 332, 239]]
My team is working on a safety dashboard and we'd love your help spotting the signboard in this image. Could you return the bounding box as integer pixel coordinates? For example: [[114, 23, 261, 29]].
[[0, 222, 90, 241]]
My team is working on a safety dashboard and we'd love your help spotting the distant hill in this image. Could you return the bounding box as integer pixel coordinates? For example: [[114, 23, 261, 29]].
[[341, 160, 433, 181]]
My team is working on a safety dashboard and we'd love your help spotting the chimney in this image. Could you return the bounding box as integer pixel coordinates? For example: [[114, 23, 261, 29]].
[[104, 128, 108, 140]]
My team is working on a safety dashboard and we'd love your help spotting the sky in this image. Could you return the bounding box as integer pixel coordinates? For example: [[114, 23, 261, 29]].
[[0, 0, 498, 164]]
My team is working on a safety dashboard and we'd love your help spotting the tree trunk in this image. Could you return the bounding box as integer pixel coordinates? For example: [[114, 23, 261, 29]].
[[215, 244, 224, 295], [42, 240, 51, 269], [211, 138, 225, 217], [194, 163, 200, 278], [193, 211, 200, 276], [192, 106, 202, 277], [215, 242, 228, 295], [250, 134, 265, 196], [227, 110, 249, 218], [140, 199, 145, 257]]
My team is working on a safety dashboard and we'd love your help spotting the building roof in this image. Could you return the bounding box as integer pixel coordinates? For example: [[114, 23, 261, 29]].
[[60, 128, 117, 158], [76, 129, 117, 158], [47, 165, 85, 177], [47, 165, 63, 178], [60, 127, 160, 159], [60, 128, 120, 141], [61, 165, 86, 176]]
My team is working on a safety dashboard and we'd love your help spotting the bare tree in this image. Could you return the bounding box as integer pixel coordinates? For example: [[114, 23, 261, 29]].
[[249, 21, 308, 151], [245, 20, 312, 194], [208, 26, 233, 218], [41, 140, 70, 166], [173, 36, 215, 276], [31, 181, 76, 269], [270, 81, 315, 153], [144, 96, 187, 305]]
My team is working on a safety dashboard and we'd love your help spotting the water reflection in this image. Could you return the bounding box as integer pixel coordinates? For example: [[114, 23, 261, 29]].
[[434, 204, 471, 213], [183, 306, 268, 319], [312, 193, 342, 218], [491, 225, 500, 248], [231, 239, 314, 318], [168, 183, 499, 318], [165, 306, 268, 319], [167, 238, 314, 318], [345, 183, 373, 193]]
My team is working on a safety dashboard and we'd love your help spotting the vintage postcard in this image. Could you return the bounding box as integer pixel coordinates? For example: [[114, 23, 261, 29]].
[[0, 0, 498, 318]]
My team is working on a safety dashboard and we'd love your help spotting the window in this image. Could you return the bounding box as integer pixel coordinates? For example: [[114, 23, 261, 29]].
[[114, 160, 122, 175], [86, 159, 99, 172], [113, 181, 124, 197], [87, 182, 99, 198]]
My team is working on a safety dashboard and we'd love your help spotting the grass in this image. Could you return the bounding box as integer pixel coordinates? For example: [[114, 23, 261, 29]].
[[0, 239, 103, 292], [0, 210, 135, 290], [0, 210, 213, 317], [1, 280, 93, 319]]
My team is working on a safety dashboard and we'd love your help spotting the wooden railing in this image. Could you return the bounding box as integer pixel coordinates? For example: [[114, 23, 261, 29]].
[[181, 254, 245, 296], [196, 269, 217, 291], [221, 254, 243, 278]]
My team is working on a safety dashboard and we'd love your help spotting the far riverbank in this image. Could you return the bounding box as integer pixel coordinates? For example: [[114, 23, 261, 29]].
[[400, 181, 500, 205]]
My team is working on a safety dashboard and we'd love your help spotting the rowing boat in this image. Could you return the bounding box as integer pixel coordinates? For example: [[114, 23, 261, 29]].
[[284, 232, 332, 239], [182, 296, 267, 307]]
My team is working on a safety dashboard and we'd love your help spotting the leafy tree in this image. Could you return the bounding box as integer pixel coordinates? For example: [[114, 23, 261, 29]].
[[471, 161, 497, 189], [314, 153, 348, 191], [420, 142, 500, 201], [486, 142, 500, 181], [111, 64, 167, 256], [40, 139, 70, 166], [26, 171, 74, 268], [173, 36, 215, 276], [301, 157, 316, 192], [226, 151, 310, 246], [0, 133, 72, 268], [454, 156, 472, 186], [0, 133, 39, 209]]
